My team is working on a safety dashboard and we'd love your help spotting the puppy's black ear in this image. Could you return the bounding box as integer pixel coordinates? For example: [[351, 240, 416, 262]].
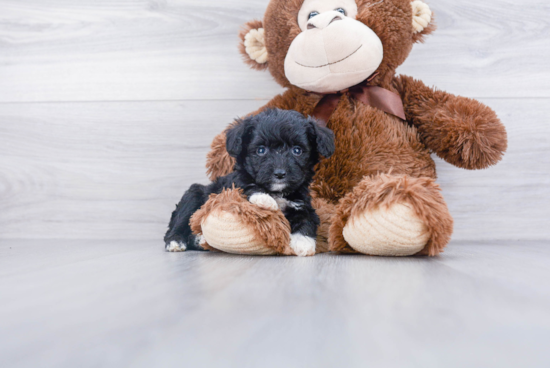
[[308, 120, 335, 158], [226, 118, 254, 157]]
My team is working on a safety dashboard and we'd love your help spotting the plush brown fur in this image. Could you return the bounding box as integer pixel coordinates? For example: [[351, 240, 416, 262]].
[[311, 196, 336, 253], [190, 187, 293, 255], [394, 75, 508, 169], [201, 0, 507, 256], [205, 132, 234, 181], [329, 173, 453, 256]]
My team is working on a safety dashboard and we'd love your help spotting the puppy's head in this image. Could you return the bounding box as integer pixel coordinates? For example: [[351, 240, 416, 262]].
[[226, 108, 334, 194]]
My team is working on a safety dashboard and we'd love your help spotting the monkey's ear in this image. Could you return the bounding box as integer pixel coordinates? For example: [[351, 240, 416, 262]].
[[308, 121, 335, 159], [225, 118, 254, 158], [411, 1, 436, 43], [238, 20, 269, 71]]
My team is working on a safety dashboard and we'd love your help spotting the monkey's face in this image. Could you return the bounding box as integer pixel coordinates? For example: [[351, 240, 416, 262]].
[[284, 0, 383, 93], [239, 0, 435, 92]]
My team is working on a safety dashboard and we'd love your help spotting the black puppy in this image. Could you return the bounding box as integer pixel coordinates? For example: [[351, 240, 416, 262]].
[[164, 108, 334, 256]]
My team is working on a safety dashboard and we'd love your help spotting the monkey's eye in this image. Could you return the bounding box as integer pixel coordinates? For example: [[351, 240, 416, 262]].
[[257, 146, 268, 156], [335, 8, 346, 15], [292, 146, 303, 156], [308, 11, 319, 19]]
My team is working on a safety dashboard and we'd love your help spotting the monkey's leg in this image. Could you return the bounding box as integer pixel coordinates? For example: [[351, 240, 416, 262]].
[[190, 188, 292, 256], [329, 174, 453, 256], [311, 196, 337, 254]]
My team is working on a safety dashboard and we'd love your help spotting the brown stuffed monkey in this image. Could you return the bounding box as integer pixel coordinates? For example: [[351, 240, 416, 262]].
[[189, 0, 507, 257]]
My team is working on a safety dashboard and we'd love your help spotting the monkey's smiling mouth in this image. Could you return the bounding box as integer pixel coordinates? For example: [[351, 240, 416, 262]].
[[295, 44, 363, 68]]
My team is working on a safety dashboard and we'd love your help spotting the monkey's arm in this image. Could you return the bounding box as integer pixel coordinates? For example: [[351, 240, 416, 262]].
[[206, 90, 300, 180], [393, 75, 507, 170]]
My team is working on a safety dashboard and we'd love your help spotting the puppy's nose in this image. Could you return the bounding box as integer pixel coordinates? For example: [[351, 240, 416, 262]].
[[274, 170, 286, 179]]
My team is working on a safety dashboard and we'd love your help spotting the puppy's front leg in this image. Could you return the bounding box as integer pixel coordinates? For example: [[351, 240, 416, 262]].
[[289, 234, 316, 257], [248, 192, 279, 211], [247, 191, 316, 256], [286, 207, 318, 257]]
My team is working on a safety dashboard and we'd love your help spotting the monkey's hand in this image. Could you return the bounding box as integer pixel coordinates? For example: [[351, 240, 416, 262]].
[[249, 193, 279, 211]]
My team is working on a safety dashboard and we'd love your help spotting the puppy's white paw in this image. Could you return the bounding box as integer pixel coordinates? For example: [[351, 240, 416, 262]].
[[166, 240, 186, 252], [290, 234, 316, 257], [249, 193, 279, 211]]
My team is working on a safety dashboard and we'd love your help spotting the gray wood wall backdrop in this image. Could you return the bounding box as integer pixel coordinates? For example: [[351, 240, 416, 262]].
[[0, 0, 549, 241]]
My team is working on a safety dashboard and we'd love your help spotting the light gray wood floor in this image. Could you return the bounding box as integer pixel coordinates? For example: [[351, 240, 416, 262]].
[[1, 239, 550, 368]]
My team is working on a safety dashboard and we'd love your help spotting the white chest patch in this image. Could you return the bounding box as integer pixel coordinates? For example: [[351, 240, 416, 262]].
[[273, 196, 304, 212]]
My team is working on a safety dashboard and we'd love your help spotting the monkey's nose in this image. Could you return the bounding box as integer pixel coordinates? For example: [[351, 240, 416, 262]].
[[274, 170, 286, 179], [307, 13, 342, 30]]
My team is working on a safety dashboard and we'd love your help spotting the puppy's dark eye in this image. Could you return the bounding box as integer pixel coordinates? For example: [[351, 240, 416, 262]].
[[335, 8, 346, 16], [292, 146, 303, 156], [308, 11, 319, 19], [257, 146, 268, 156]]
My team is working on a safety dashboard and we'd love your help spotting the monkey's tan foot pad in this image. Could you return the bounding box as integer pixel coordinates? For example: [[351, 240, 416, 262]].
[[200, 210, 278, 255], [343, 202, 430, 256]]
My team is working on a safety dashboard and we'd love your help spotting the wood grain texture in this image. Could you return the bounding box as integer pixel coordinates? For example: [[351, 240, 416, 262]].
[[0, 100, 263, 239], [0, 98, 548, 241], [1, 0, 549, 102], [1, 239, 549, 368], [0, 0, 548, 241]]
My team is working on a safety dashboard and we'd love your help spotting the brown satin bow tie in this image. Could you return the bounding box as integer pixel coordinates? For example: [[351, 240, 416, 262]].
[[311, 74, 407, 126]]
